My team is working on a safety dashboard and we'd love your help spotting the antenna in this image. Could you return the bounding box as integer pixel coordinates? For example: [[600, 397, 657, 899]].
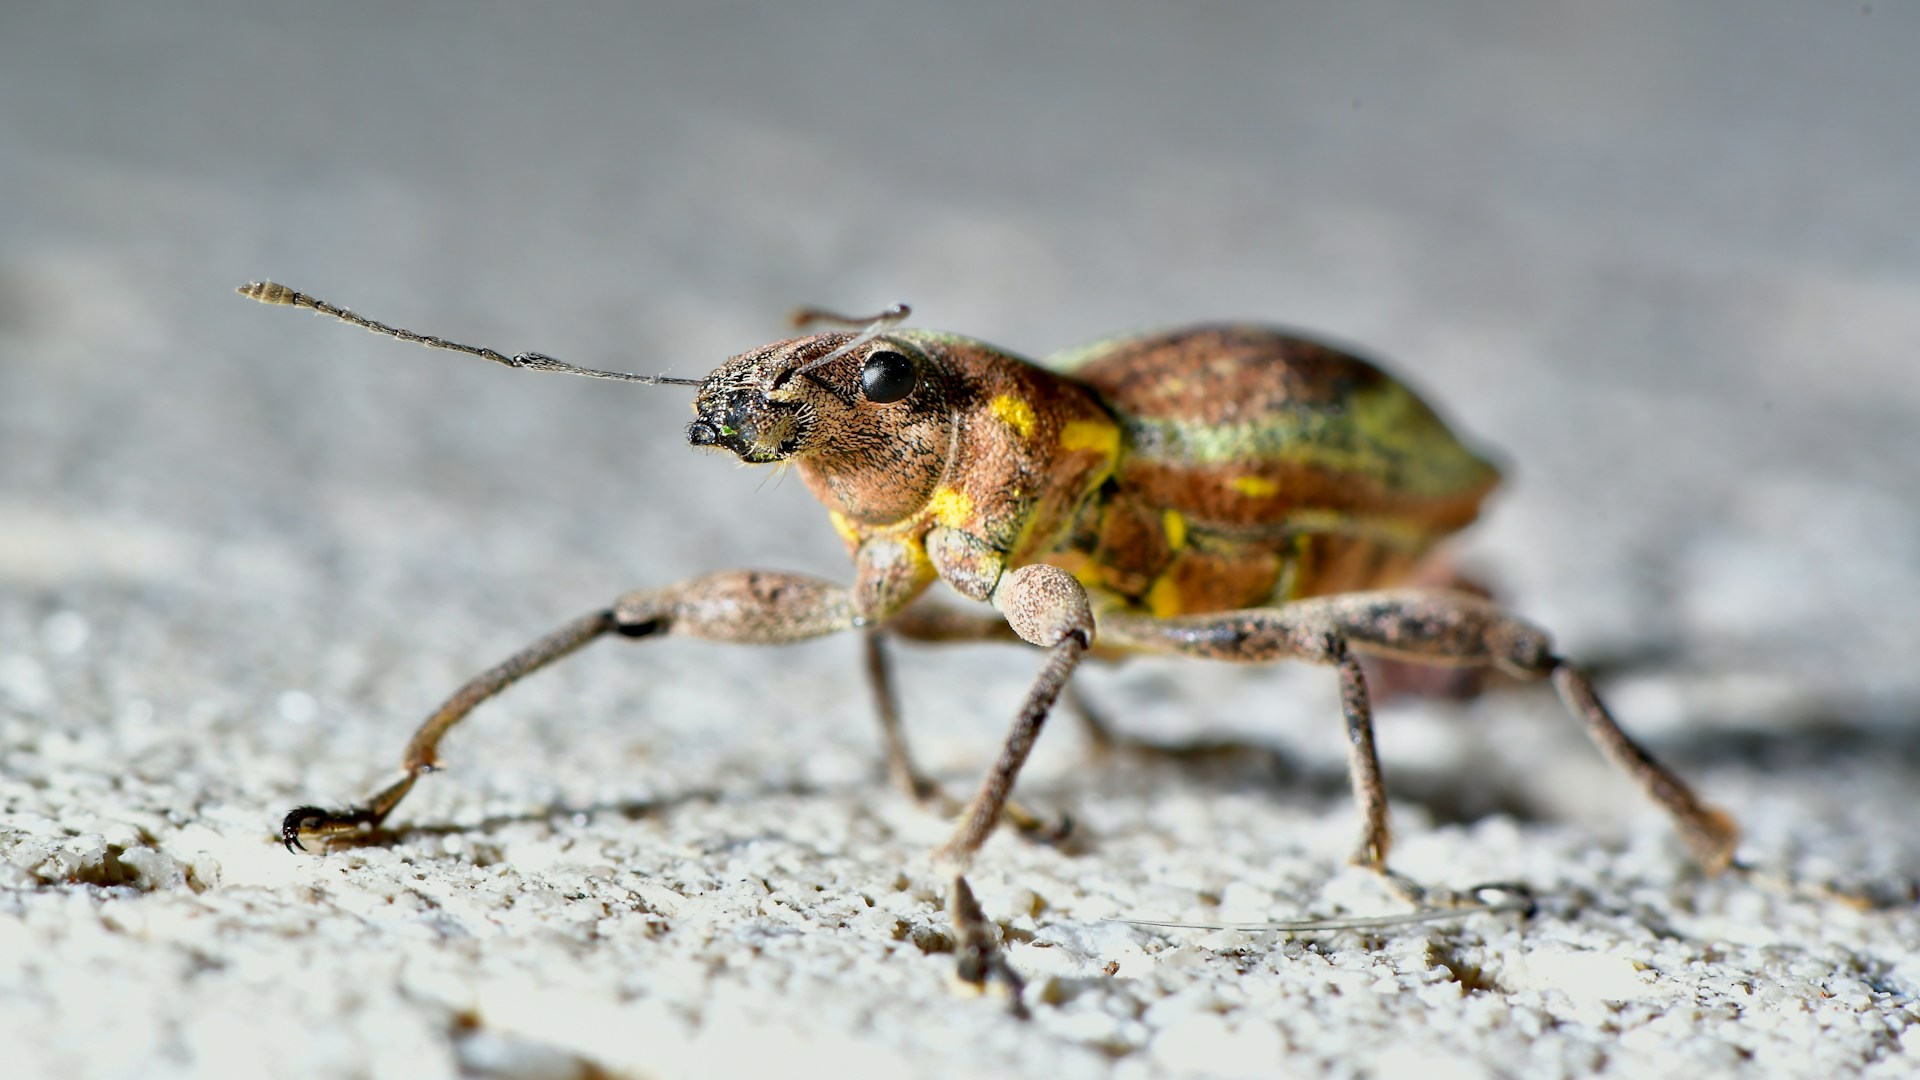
[[784, 302, 912, 383], [788, 302, 912, 331], [236, 281, 705, 387]]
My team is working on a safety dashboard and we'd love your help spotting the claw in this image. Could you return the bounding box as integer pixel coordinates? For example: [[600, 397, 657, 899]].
[[948, 876, 1031, 1019], [280, 806, 327, 853], [1001, 801, 1074, 846], [1466, 881, 1536, 918], [280, 804, 377, 854], [1039, 811, 1074, 845]]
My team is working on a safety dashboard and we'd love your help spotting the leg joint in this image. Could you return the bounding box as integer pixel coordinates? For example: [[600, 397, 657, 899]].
[[1304, 628, 1348, 665], [613, 613, 664, 639], [1487, 621, 1556, 677]]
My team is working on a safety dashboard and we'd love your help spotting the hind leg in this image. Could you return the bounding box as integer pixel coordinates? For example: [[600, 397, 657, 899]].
[[1361, 556, 1502, 702], [1097, 589, 1739, 878]]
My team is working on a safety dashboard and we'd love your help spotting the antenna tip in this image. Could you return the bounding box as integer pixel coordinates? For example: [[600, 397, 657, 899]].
[[237, 281, 298, 305]]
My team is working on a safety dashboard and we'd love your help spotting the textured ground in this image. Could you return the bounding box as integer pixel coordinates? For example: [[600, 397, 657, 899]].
[[4, 3, 1919, 1078]]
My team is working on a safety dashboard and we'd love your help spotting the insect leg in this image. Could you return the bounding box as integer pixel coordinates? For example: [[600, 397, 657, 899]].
[[1549, 661, 1739, 871], [280, 570, 857, 852], [887, 603, 1226, 760], [869, 604, 1072, 838], [929, 565, 1094, 1002], [1335, 644, 1392, 870], [862, 629, 938, 803], [280, 610, 616, 851], [866, 604, 1020, 803], [883, 602, 1024, 644], [935, 631, 1091, 872], [1097, 589, 1738, 873], [886, 602, 1117, 758], [1093, 600, 1400, 874]]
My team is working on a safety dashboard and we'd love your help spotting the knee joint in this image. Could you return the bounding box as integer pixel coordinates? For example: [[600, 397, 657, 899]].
[[1488, 621, 1554, 677], [611, 592, 670, 638], [1299, 628, 1347, 665], [993, 564, 1094, 648], [613, 615, 663, 638]]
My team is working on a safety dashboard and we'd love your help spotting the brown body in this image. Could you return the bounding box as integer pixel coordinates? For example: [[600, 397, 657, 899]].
[[246, 283, 1737, 1017], [785, 325, 1499, 629]]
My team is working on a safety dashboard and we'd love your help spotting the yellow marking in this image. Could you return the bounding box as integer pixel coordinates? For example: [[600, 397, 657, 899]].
[[927, 485, 974, 527], [990, 394, 1037, 439], [1046, 551, 1106, 590], [1069, 557, 1107, 590], [1162, 509, 1188, 551], [902, 534, 933, 573], [1146, 574, 1184, 618], [1231, 475, 1280, 498], [1060, 419, 1120, 458], [828, 510, 861, 546]]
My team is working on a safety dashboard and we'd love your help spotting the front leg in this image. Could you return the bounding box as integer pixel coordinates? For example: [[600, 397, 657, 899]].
[[1098, 589, 1739, 880], [280, 570, 860, 851]]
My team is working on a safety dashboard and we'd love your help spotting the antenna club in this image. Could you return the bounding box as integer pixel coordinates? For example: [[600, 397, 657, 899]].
[[238, 281, 300, 305]]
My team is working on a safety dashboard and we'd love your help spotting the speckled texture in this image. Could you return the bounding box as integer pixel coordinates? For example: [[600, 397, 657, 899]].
[[4, 3, 1919, 1078]]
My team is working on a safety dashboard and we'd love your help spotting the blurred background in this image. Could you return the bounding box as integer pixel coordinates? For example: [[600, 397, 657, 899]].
[[2, 2, 1917, 1077]]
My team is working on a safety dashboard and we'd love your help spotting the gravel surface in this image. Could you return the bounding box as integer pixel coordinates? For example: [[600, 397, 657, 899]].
[[4, 3, 1919, 1078]]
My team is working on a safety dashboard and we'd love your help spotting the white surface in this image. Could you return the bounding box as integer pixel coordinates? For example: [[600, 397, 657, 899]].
[[3, 3, 1919, 1078]]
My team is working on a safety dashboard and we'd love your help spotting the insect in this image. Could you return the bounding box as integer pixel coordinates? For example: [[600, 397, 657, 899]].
[[241, 280, 1738, 1004]]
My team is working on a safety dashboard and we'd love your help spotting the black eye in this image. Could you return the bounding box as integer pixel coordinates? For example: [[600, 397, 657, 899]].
[[859, 350, 916, 403]]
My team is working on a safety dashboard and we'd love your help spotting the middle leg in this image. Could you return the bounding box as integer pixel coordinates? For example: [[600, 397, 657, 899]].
[[933, 565, 1096, 1005], [869, 604, 1073, 838], [885, 601, 1129, 758]]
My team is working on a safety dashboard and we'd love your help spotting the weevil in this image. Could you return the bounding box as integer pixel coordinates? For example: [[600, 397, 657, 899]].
[[241, 281, 1738, 1002]]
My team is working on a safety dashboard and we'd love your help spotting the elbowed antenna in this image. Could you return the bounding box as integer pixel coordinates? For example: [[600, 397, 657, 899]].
[[235, 281, 705, 387], [784, 301, 912, 383], [787, 302, 912, 331]]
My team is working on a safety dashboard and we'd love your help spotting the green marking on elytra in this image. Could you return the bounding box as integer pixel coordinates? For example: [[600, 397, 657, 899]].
[[1124, 381, 1498, 498], [1276, 508, 1437, 549], [1042, 331, 1153, 373]]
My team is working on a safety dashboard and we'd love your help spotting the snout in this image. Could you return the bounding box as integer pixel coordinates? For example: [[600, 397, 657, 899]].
[[687, 391, 803, 463], [686, 419, 721, 447]]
